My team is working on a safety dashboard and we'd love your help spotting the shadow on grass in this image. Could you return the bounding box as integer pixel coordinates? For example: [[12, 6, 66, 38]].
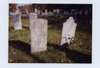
[[47, 43, 92, 63], [22, 26, 29, 29], [9, 40, 91, 63], [9, 40, 46, 63], [9, 27, 14, 31]]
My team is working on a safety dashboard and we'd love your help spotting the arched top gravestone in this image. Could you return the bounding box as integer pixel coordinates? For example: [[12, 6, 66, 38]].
[[61, 17, 77, 46]]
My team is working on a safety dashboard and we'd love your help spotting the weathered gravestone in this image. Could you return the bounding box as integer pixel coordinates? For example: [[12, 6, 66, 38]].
[[61, 17, 77, 46], [60, 9, 64, 18], [10, 12, 22, 30], [26, 9, 29, 17], [30, 19, 48, 53], [35, 8, 38, 13], [37, 10, 40, 15], [45, 9, 48, 15], [57, 9, 60, 14], [29, 13, 37, 29], [79, 10, 82, 15], [85, 10, 88, 15]]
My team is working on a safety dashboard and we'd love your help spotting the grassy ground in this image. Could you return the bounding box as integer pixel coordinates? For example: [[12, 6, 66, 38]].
[[9, 14, 92, 63]]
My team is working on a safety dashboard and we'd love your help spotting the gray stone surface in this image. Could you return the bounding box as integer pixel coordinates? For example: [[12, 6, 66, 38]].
[[61, 17, 77, 46], [30, 19, 48, 53], [26, 9, 29, 17], [37, 10, 40, 15], [35, 8, 38, 13], [10, 12, 22, 30], [57, 9, 60, 14], [29, 13, 37, 29], [45, 9, 48, 15]]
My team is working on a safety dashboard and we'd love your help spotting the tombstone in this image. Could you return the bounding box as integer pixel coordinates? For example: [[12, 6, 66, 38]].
[[10, 12, 22, 30], [85, 10, 88, 15], [45, 9, 48, 15], [30, 19, 48, 53], [75, 9, 78, 15], [42, 12, 45, 16], [61, 17, 77, 46], [26, 9, 29, 17], [71, 9, 75, 15], [60, 9, 64, 18], [26, 9, 29, 14], [29, 13, 37, 29], [53, 9, 56, 13], [48, 11, 53, 15], [79, 10, 82, 15], [40, 11, 43, 17], [53, 9, 58, 21], [37, 10, 40, 15], [57, 9, 60, 14], [35, 8, 38, 13]]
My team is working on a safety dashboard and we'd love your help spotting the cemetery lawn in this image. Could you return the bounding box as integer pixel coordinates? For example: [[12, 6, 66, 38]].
[[9, 14, 92, 63]]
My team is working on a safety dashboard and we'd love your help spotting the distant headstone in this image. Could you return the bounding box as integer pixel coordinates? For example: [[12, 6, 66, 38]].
[[37, 10, 40, 15], [45, 9, 48, 15], [42, 12, 45, 16], [79, 10, 82, 15], [53, 9, 56, 13], [35, 8, 38, 13], [61, 17, 77, 46], [85, 10, 88, 15], [75, 9, 78, 15], [10, 12, 22, 30], [26, 9, 29, 17], [48, 11, 53, 15], [29, 13, 37, 29], [40, 11, 43, 17], [57, 9, 60, 14], [53, 9, 58, 21], [60, 10, 64, 18], [71, 9, 75, 15], [30, 19, 48, 53]]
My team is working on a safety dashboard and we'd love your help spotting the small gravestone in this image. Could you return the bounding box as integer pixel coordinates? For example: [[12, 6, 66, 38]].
[[53, 9, 56, 13], [35, 8, 38, 13], [42, 12, 44, 16], [26, 9, 29, 17], [71, 9, 75, 15], [79, 10, 82, 15], [60, 10, 64, 18], [45, 9, 48, 15], [37, 10, 40, 15], [40, 11, 43, 17], [85, 10, 88, 15], [61, 17, 77, 46], [10, 12, 22, 30], [48, 11, 53, 15], [29, 13, 37, 29], [30, 19, 48, 53], [57, 9, 60, 14]]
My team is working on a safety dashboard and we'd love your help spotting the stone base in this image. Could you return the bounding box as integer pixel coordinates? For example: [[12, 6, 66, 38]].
[[31, 45, 47, 53], [14, 27, 22, 30]]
